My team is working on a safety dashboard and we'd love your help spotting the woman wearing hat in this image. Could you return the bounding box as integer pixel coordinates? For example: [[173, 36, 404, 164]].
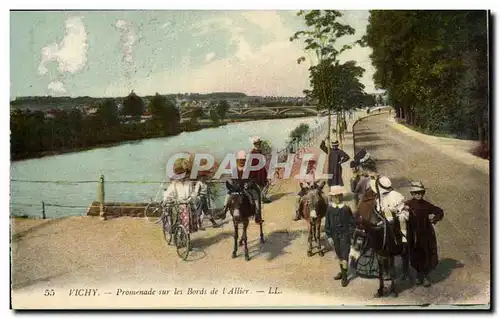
[[163, 157, 198, 231], [370, 176, 409, 258], [405, 181, 444, 287], [319, 138, 350, 188], [325, 185, 355, 287]]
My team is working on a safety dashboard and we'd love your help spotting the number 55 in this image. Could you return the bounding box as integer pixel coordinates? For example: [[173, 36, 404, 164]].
[[44, 289, 55, 296]]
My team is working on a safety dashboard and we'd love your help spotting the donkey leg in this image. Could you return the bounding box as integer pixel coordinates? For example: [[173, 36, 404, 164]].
[[232, 222, 238, 259], [243, 220, 250, 261], [307, 222, 313, 257], [374, 256, 385, 298], [389, 256, 398, 297], [259, 222, 265, 244], [317, 220, 324, 256]]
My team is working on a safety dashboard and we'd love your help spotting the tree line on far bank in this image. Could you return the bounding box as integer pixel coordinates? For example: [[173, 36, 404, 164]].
[[10, 92, 231, 161]]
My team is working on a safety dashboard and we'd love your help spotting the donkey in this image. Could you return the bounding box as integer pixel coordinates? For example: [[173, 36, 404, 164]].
[[357, 186, 405, 297], [300, 180, 327, 257], [225, 180, 264, 261]]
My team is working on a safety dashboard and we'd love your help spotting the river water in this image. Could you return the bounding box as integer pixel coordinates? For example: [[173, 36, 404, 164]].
[[11, 116, 329, 218]]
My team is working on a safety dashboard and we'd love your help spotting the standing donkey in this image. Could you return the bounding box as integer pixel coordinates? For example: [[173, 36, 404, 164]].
[[300, 180, 328, 257]]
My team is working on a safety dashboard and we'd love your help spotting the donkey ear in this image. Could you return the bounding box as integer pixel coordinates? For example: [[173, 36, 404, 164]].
[[226, 180, 233, 192], [318, 180, 326, 189]]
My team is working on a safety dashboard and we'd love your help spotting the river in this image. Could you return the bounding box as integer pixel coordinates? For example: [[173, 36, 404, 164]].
[[10, 116, 329, 218]]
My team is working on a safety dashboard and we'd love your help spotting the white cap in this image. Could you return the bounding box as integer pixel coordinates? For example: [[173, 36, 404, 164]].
[[328, 185, 346, 196], [370, 176, 392, 194], [236, 150, 247, 160], [251, 136, 262, 144]]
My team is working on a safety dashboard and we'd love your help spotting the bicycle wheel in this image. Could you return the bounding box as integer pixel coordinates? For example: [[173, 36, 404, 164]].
[[174, 224, 190, 260], [161, 214, 174, 246]]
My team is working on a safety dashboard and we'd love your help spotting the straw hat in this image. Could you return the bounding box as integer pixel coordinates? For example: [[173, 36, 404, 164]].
[[173, 157, 189, 175], [331, 140, 339, 147], [328, 185, 346, 196], [410, 181, 426, 193], [251, 136, 262, 144], [370, 176, 392, 194]]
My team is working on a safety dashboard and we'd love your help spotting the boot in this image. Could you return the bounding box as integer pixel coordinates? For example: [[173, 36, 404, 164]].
[[423, 275, 432, 287], [340, 261, 349, 287], [293, 210, 301, 221], [209, 217, 219, 228], [416, 272, 424, 286], [341, 268, 349, 287], [334, 271, 342, 280]]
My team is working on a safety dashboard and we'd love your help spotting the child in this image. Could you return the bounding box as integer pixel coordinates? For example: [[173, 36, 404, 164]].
[[194, 173, 218, 230], [293, 159, 316, 221], [405, 181, 444, 287], [325, 185, 355, 287]]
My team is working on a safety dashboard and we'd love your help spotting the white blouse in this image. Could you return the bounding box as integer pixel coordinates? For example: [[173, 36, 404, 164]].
[[163, 181, 195, 203]]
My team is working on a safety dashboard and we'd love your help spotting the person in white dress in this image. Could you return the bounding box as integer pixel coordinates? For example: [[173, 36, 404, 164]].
[[369, 176, 410, 254], [163, 158, 198, 229]]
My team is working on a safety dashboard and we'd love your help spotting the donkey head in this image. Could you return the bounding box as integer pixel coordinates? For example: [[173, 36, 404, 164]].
[[304, 180, 327, 220]]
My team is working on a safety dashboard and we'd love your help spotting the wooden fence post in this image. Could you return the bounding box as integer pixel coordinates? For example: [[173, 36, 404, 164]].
[[98, 174, 106, 220], [41, 201, 46, 219]]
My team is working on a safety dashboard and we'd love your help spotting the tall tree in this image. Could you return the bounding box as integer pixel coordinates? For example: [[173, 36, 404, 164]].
[[290, 10, 360, 150], [362, 10, 488, 153]]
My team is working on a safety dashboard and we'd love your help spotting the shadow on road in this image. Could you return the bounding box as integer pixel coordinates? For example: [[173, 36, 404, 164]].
[[429, 258, 465, 284], [374, 158, 399, 167], [355, 135, 383, 143], [248, 229, 305, 261], [12, 263, 89, 290], [387, 176, 412, 189], [396, 258, 465, 295], [268, 192, 291, 202], [190, 231, 233, 252]]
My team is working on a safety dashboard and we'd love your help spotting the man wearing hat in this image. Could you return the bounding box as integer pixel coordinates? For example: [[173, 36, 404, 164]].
[[223, 150, 263, 224], [325, 185, 355, 287], [405, 181, 444, 287], [320, 138, 351, 188], [194, 160, 219, 230], [249, 136, 270, 204]]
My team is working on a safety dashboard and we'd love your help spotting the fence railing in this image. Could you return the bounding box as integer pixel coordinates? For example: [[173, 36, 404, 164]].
[[11, 120, 331, 220]]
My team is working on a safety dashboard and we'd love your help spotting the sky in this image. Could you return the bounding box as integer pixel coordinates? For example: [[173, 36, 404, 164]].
[[10, 10, 378, 99]]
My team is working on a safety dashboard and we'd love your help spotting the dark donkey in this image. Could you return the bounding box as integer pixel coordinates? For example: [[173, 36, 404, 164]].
[[225, 180, 264, 261], [300, 180, 327, 257], [357, 184, 405, 297]]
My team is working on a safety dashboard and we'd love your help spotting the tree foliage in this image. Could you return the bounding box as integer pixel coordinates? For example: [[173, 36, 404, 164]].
[[362, 10, 488, 148], [122, 91, 145, 117], [291, 10, 368, 146]]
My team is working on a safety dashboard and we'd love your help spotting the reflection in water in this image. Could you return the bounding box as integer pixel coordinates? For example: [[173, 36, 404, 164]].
[[11, 116, 329, 218]]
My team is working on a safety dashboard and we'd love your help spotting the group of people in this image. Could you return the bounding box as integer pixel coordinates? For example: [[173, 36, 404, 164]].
[[162, 136, 270, 230], [294, 136, 445, 289]]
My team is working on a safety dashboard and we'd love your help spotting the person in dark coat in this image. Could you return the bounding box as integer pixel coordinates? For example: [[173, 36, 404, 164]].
[[405, 181, 444, 287], [319, 138, 350, 187], [249, 136, 270, 206], [325, 185, 355, 287]]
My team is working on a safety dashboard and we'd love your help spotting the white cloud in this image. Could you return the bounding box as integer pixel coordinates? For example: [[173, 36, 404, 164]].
[[204, 52, 216, 63], [38, 16, 89, 76], [48, 81, 67, 94], [104, 11, 377, 97], [115, 19, 137, 64]]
